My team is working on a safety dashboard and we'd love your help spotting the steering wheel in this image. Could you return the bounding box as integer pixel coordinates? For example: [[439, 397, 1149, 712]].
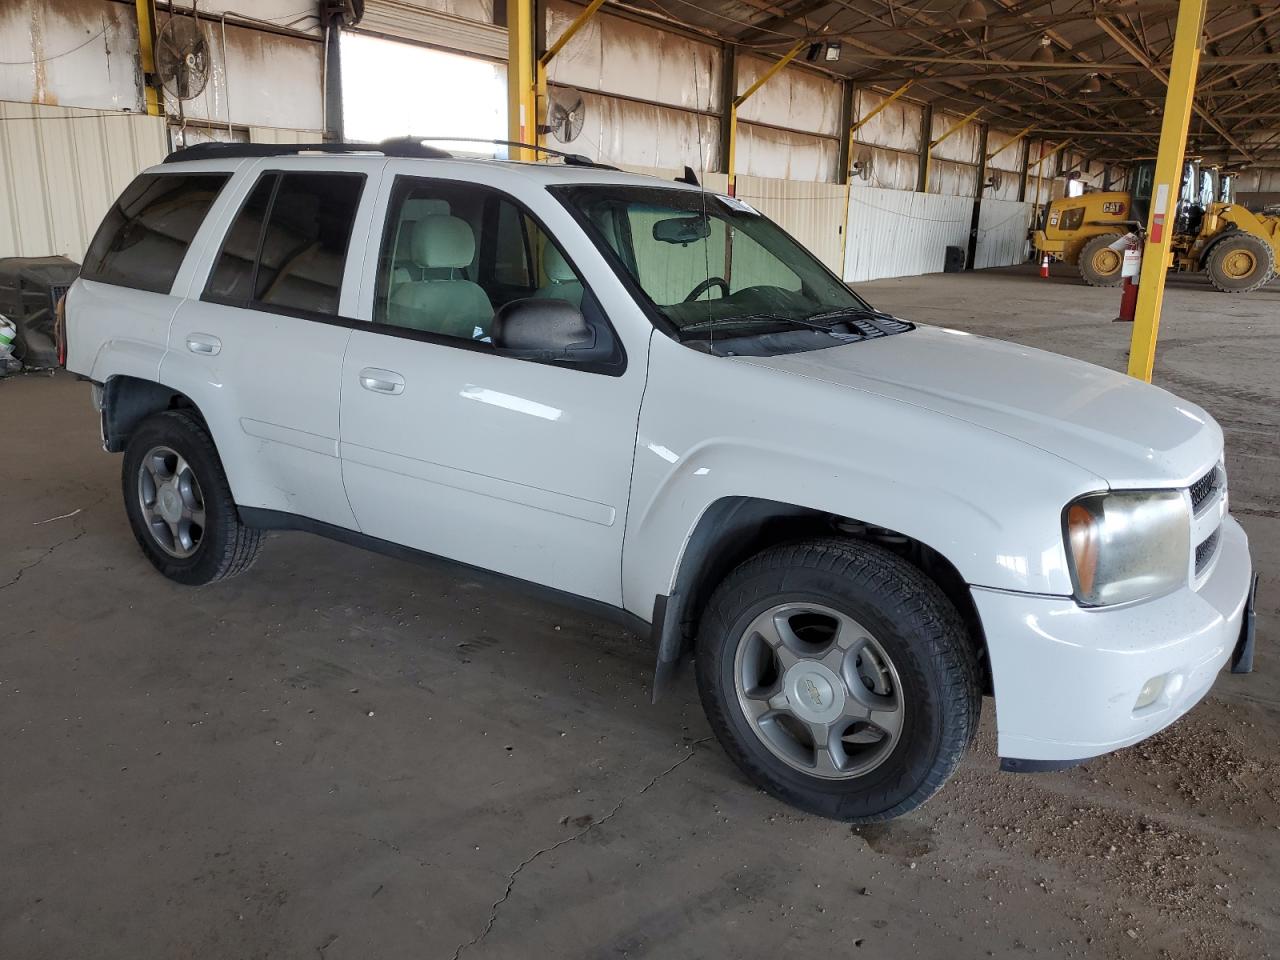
[[684, 276, 729, 302]]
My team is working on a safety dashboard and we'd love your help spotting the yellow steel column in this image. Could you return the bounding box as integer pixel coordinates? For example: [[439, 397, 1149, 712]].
[[1128, 0, 1208, 382], [507, 0, 538, 161], [135, 0, 161, 117], [727, 40, 806, 195]]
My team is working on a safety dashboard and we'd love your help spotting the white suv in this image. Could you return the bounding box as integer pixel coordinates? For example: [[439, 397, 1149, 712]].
[[62, 140, 1257, 821]]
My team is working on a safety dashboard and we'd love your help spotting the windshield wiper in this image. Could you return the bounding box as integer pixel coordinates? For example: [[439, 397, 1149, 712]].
[[804, 305, 896, 324], [681, 313, 857, 337]]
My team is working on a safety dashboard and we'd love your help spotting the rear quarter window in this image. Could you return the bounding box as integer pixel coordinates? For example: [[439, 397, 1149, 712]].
[[81, 172, 230, 294]]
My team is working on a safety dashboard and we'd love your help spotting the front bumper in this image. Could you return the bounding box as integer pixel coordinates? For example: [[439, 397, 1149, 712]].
[[973, 515, 1254, 765]]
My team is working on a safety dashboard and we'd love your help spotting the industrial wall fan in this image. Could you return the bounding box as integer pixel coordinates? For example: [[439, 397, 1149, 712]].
[[851, 149, 875, 183], [155, 14, 210, 101], [545, 89, 586, 144]]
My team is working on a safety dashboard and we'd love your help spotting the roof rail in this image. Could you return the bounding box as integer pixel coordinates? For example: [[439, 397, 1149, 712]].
[[382, 136, 618, 170], [163, 140, 452, 164]]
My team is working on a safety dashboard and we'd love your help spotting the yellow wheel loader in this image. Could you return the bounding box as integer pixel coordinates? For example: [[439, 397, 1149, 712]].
[[1032, 159, 1279, 292]]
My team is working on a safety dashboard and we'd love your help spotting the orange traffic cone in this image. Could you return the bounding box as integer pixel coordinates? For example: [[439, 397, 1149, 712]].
[[1039, 254, 1050, 278]]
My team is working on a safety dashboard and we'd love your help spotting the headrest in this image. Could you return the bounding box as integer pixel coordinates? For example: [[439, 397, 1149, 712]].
[[411, 215, 475, 269], [542, 243, 576, 283], [402, 198, 450, 219]]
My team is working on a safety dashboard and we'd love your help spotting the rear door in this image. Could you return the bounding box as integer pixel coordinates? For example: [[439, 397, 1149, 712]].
[[161, 158, 383, 527], [337, 167, 648, 605]]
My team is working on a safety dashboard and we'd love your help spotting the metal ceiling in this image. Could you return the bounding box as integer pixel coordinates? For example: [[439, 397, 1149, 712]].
[[619, 0, 1280, 169]]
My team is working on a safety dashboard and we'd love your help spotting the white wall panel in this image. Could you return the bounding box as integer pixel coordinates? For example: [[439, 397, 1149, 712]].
[[0, 0, 142, 112], [851, 88, 923, 153], [736, 56, 840, 137], [249, 126, 324, 144], [568, 87, 720, 171], [735, 175, 847, 276], [929, 110, 981, 164], [357, 1, 506, 59], [929, 157, 978, 197], [737, 123, 836, 183], [974, 198, 1034, 269], [546, 0, 720, 112], [166, 18, 323, 132], [843, 186, 972, 283], [0, 100, 167, 260]]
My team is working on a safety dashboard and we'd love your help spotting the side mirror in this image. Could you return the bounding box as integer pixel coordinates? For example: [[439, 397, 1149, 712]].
[[653, 215, 711, 245], [492, 298, 599, 361]]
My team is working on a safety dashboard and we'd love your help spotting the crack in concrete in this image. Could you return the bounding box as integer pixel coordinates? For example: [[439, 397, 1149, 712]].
[[449, 738, 709, 960], [0, 529, 87, 592]]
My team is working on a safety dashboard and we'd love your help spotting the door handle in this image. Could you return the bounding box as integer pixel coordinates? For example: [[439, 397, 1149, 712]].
[[359, 367, 405, 395], [186, 333, 221, 356]]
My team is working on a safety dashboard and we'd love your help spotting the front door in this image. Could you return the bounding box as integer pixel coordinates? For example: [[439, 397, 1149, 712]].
[[338, 171, 647, 605]]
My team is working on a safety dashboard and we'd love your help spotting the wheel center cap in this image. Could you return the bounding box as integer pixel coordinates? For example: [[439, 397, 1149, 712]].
[[158, 483, 183, 523], [783, 662, 846, 723]]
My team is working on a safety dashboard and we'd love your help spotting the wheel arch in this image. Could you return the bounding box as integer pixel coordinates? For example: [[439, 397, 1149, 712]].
[[101, 374, 209, 453], [651, 496, 990, 700]]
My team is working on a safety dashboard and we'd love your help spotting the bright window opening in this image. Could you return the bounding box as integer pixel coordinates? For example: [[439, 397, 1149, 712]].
[[340, 33, 506, 155]]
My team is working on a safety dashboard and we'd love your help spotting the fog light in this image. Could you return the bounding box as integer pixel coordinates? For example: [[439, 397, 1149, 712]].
[[1135, 674, 1167, 710]]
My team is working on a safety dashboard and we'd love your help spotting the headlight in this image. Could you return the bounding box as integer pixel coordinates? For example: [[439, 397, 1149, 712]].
[[1063, 491, 1189, 606]]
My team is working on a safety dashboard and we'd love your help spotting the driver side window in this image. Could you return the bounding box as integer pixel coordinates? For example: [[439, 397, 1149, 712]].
[[371, 176, 623, 373]]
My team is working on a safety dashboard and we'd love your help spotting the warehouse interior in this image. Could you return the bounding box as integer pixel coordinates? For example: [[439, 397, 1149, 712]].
[[2, 1, 1278, 958]]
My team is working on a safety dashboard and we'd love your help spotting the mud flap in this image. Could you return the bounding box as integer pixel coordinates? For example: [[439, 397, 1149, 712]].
[[1231, 573, 1259, 674]]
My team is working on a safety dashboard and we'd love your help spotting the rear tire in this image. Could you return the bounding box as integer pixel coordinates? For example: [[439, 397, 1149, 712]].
[[122, 409, 262, 585], [695, 538, 980, 822], [1206, 233, 1275, 293], [1078, 233, 1125, 287]]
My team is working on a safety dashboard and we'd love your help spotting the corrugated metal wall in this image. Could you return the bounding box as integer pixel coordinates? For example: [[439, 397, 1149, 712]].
[[843, 187, 972, 283], [735, 175, 846, 275], [0, 100, 168, 260], [848, 88, 922, 191], [974, 199, 1033, 269]]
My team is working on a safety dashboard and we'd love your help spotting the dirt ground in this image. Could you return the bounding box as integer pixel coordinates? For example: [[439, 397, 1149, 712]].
[[1, 264, 1276, 960]]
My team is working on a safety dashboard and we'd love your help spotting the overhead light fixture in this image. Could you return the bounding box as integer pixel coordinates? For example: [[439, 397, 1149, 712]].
[[1080, 73, 1102, 94], [959, 0, 988, 22], [824, 41, 842, 62], [1032, 36, 1055, 64]]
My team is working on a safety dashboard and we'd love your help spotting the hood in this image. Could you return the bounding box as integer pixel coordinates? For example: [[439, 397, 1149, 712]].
[[736, 325, 1221, 488]]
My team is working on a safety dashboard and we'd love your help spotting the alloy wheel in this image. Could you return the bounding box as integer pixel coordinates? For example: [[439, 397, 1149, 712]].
[[733, 602, 905, 780], [137, 444, 206, 559]]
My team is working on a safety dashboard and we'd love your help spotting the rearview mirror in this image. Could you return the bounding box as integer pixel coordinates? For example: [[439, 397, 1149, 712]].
[[492, 298, 600, 361], [653, 215, 711, 245]]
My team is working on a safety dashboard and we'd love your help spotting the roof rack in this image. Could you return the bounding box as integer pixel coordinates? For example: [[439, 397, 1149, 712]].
[[163, 140, 452, 164], [383, 136, 618, 170]]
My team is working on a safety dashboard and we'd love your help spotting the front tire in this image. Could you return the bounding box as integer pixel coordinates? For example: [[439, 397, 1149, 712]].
[[1078, 233, 1125, 287], [695, 538, 980, 822], [1206, 233, 1275, 293], [122, 409, 262, 585]]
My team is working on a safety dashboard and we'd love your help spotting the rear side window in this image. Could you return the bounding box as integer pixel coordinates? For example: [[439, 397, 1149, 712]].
[[205, 171, 364, 317], [82, 173, 229, 294]]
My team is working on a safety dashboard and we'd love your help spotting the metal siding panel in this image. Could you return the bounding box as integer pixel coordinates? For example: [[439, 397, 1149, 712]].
[[569, 88, 721, 172], [974, 199, 1034, 269], [734, 175, 847, 276], [843, 187, 972, 283], [737, 56, 840, 137], [852, 89, 923, 152], [356, 1, 506, 59], [737, 123, 836, 183], [546, 0, 721, 112], [0, 100, 167, 260]]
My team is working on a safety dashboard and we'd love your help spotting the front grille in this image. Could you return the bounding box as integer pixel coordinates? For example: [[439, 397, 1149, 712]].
[[1189, 466, 1222, 514], [1195, 527, 1222, 576]]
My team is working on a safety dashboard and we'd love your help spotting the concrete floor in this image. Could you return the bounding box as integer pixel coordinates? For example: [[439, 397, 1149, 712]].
[[2, 264, 1277, 960]]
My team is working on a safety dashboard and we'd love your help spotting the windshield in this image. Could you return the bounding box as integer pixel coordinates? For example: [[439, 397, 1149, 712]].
[[553, 184, 874, 339]]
